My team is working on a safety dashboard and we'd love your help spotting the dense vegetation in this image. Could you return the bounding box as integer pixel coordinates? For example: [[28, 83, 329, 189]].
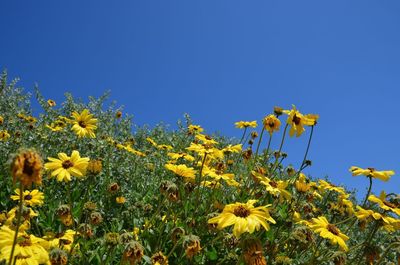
[[0, 71, 399, 264]]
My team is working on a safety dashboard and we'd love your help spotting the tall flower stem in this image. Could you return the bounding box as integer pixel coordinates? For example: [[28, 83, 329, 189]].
[[8, 183, 24, 265], [271, 124, 288, 174], [265, 133, 273, 160], [299, 125, 314, 170], [194, 153, 208, 207], [362, 176, 373, 207], [239, 127, 248, 144], [354, 221, 380, 265], [254, 127, 265, 158]]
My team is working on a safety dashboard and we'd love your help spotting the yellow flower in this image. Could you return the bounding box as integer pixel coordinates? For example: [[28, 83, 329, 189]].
[[234, 121, 258, 129], [146, 137, 158, 146], [195, 134, 218, 146], [318, 180, 346, 195], [208, 200, 276, 237], [10, 189, 44, 207], [188, 124, 204, 134], [71, 109, 97, 138], [283, 105, 315, 137], [203, 165, 239, 187], [0, 130, 10, 141], [124, 145, 146, 157], [222, 144, 242, 154], [45, 150, 89, 182], [47, 99, 56, 107], [116, 196, 126, 204], [0, 225, 49, 265], [368, 191, 400, 216], [5, 207, 38, 232], [42, 229, 76, 251], [146, 137, 172, 150], [165, 164, 196, 181], [304, 216, 349, 251], [0, 116, 3, 125], [295, 173, 312, 193], [350, 166, 395, 182], [167, 152, 195, 162], [262, 115, 281, 134]]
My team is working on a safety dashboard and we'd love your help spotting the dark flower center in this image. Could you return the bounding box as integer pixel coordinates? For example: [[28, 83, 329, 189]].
[[292, 114, 301, 125], [269, 181, 278, 188], [22, 156, 35, 176], [62, 160, 74, 169], [78, 120, 87, 128], [383, 200, 396, 208], [327, 224, 340, 235], [233, 205, 250, 218], [24, 195, 32, 200], [18, 235, 32, 247]]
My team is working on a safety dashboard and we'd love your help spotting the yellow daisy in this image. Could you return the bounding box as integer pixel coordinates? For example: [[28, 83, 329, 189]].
[[42, 229, 76, 251], [262, 115, 281, 134], [167, 152, 195, 162], [350, 166, 395, 182], [0, 225, 49, 265], [0, 130, 10, 141], [208, 199, 276, 237], [71, 109, 97, 138], [368, 191, 400, 216], [188, 125, 204, 134], [45, 150, 89, 182], [116, 196, 126, 204], [165, 164, 196, 181], [47, 99, 56, 107], [304, 216, 349, 251], [234, 121, 258, 129], [10, 189, 44, 207], [283, 105, 315, 137]]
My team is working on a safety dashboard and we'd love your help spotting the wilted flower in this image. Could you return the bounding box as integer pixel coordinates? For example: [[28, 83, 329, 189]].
[[183, 235, 201, 259], [242, 238, 266, 265], [122, 241, 144, 264], [151, 251, 168, 265], [11, 149, 43, 187]]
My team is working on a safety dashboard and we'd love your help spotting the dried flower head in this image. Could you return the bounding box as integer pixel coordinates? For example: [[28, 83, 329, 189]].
[[11, 149, 43, 187], [242, 238, 266, 265], [151, 251, 169, 265], [183, 235, 201, 259], [123, 241, 144, 264]]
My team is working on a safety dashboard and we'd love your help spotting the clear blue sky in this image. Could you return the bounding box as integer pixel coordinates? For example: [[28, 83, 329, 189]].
[[1, 1, 399, 199]]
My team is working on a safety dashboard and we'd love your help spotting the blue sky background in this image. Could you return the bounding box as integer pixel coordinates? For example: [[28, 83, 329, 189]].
[[1, 1, 399, 200]]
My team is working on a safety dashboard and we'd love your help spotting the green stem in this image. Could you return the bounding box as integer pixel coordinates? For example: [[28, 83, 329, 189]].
[[376, 242, 400, 265], [255, 127, 265, 157], [271, 124, 288, 174], [299, 125, 314, 169], [239, 127, 247, 144], [265, 133, 273, 160], [354, 221, 380, 265], [362, 176, 373, 207], [8, 183, 24, 265], [194, 153, 208, 206]]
